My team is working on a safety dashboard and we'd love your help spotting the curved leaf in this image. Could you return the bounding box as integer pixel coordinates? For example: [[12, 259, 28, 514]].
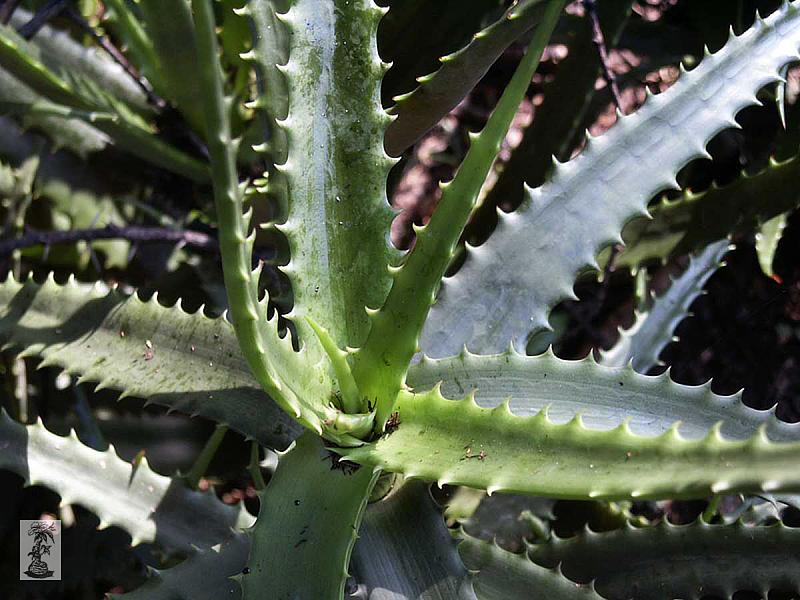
[[341, 385, 800, 500], [351, 481, 475, 599], [528, 519, 800, 599], [600, 239, 730, 372], [384, 0, 549, 156], [114, 536, 248, 600], [420, 2, 800, 357], [458, 535, 603, 600], [353, 1, 567, 427], [407, 348, 799, 441], [241, 432, 377, 600], [0, 274, 302, 449], [611, 150, 800, 270], [0, 410, 254, 552]]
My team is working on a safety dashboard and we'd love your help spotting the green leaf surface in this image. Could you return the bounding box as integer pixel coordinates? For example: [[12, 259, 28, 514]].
[[601, 239, 730, 372], [406, 348, 799, 441], [351, 481, 475, 599], [0, 410, 254, 552], [0, 23, 207, 181], [353, 0, 567, 426], [420, 2, 800, 357], [9, 8, 149, 110], [139, 0, 206, 133], [101, 0, 164, 95], [472, 0, 631, 221], [241, 432, 377, 600], [755, 211, 788, 278], [265, 0, 399, 356], [0, 274, 302, 449], [610, 151, 800, 270], [0, 66, 108, 155], [528, 519, 800, 599], [341, 384, 800, 500], [114, 535, 248, 600], [192, 0, 339, 438], [384, 0, 549, 156], [458, 535, 603, 600]]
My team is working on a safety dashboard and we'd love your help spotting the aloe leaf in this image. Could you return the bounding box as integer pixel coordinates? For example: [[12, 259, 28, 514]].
[[406, 348, 798, 441], [114, 536, 248, 600], [755, 211, 788, 278], [458, 535, 603, 600], [474, 0, 631, 218], [138, 0, 205, 133], [101, 0, 163, 95], [420, 2, 800, 357], [241, 432, 377, 600], [353, 0, 567, 426], [0, 410, 254, 552], [610, 150, 800, 270], [0, 67, 108, 155], [341, 384, 800, 500], [351, 481, 475, 599], [379, 0, 505, 110], [384, 0, 549, 156], [601, 239, 730, 372], [0, 274, 302, 449], [251, 0, 399, 360], [192, 0, 342, 437], [527, 519, 800, 599], [9, 7, 149, 111], [0, 24, 207, 182]]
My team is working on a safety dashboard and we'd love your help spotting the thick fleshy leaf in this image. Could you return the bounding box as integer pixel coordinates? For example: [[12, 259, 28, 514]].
[[472, 0, 631, 220], [191, 0, 341, 438], [384, 0, 549, 156], [420, 2, 800, 357], [351, 481, 475, 599], [611, 151, 800, 270], [114, 536, 248, 600], [458, 535, 603, 600], [528, 519, 800, 599], [353, 1, 567, 426], [0, 23, 207, 181], [138, 0, 205, 133], [601, 239, 730, 372], [0, 66, 108, 155], [248, 0, 398, 357], [341, 385, 800, 500], [8, 8, 149, 110], [0, 274, 302, 449], [241, 432, 377, 600], [407, 348, 799, 441], [0, 410, 254, 552]]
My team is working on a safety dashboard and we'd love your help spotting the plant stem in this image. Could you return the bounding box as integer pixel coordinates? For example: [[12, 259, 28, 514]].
[[249, 441, 266, 491], [185, 423, 228, 490]]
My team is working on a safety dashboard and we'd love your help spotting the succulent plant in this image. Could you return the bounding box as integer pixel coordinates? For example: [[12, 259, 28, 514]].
[[2, 0, 800, 598]]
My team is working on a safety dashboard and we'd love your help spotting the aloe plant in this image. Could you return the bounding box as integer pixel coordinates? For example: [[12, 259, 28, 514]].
[[2, 0, 800, 598]]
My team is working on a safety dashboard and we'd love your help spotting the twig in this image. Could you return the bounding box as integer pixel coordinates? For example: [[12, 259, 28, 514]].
[[0, 224, 217, 256], [582, 0, 624, 112], [17, 0, 70, 39]]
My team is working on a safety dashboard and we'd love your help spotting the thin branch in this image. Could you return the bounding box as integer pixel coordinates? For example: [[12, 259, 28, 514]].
[[0, 224, 217, 256], [17, 0, 70, 39], [582, 0, 624, 112]]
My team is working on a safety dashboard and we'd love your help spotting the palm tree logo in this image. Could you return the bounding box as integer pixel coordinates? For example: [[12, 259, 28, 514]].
[[24, 521, 57, 578]]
